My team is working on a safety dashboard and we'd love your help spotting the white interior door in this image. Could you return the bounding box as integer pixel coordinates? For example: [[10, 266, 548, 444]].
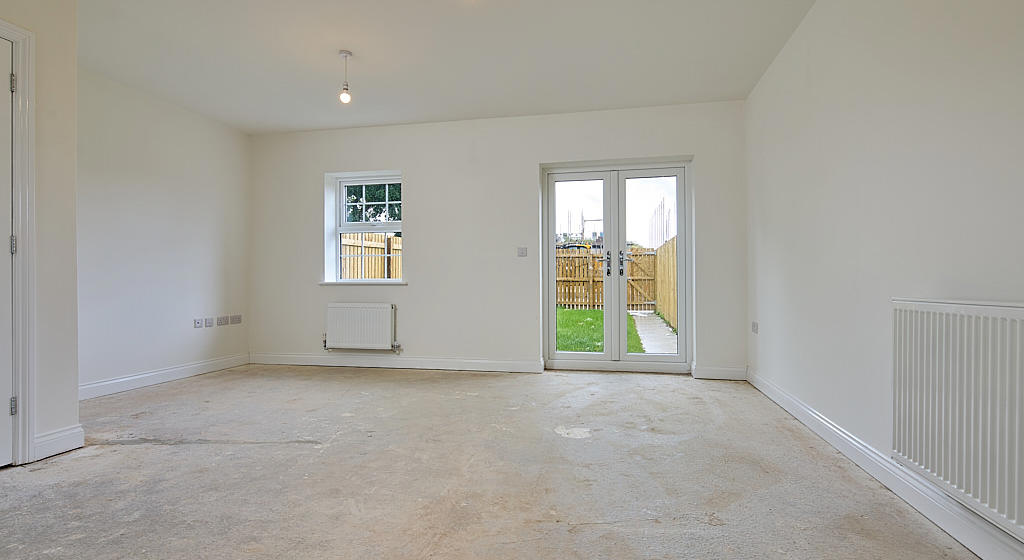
[[545, 166, 687, 372], [0, 38, 14, 466]]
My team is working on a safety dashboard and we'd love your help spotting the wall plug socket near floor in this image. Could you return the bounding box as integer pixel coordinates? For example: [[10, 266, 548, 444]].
[[204, 317, 214, 327]]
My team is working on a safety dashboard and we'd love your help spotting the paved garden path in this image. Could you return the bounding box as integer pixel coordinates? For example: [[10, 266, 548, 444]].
[[630, 311, 677, 354]]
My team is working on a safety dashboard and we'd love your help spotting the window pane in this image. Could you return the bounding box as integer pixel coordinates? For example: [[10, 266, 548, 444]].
[[364, 204, 385, 222], [346, 204, 363, 223], [388, 203, 402, 222], [361, 231, 387, 251], [624, 176, 678, 355], [363, 253, 388, 278], [340, 232, 363, 252], [554, 179, 605, 353], [346, 185, 363, 203], [365, 184, 386, 203], [340, 256, 362, 279], [338, 232, 402, 280], [387, 183, 401, 202]]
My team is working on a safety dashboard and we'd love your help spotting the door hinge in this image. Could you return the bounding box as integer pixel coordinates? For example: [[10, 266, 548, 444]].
[[9, 234, 15, 255], [9, 73, 14, 93], [9, 396, 15, 416]]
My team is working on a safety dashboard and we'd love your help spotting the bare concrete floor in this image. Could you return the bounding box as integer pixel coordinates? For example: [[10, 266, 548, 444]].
[[1, 365, 975, 559]]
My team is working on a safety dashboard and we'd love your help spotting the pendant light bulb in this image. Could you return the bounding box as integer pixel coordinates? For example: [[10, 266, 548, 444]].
[[338, 50, 353, 104]]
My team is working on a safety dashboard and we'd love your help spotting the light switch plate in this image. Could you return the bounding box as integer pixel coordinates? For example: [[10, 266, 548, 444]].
[[204, 317, 214, 328], [229, 314, 242, 325], [516, 246, 528, 257], [216, 315, 230, 326]]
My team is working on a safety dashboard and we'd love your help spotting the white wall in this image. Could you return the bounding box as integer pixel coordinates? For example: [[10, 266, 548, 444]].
[[0, 0, 79, 444], [249, 102, 747, 373], [77, 68, 249, 396], [746, 0, 1024, 453]]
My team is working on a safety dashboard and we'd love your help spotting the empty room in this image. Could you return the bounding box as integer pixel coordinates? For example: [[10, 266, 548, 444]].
[[0, 0, 1022, 558]]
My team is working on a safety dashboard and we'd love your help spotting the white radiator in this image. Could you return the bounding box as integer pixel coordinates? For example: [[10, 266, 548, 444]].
[[893, 298, 1024, 543], [326, 303, 396, 350]]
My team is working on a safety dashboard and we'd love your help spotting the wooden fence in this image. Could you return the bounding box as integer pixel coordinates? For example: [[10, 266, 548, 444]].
[[341, 233, 402, 279], [555, 248, 605, 309], [655, 237, 678, 329], [625, 249, 657, 311], [555, 245, 661, 312]]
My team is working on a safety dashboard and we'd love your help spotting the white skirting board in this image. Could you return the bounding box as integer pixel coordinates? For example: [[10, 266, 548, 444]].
[[79, 354, 250, 400], [33, 424, 84, 462], [691, 363, 747, 380], [748, 370, 1024, 560], [250, 352, 544, 374]]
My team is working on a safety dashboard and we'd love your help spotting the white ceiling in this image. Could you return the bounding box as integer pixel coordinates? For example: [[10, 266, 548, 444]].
[[79, 0, 814, 133]]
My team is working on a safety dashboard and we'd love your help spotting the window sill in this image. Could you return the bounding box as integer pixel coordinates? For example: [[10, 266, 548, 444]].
[[319, 280, 408, 286]]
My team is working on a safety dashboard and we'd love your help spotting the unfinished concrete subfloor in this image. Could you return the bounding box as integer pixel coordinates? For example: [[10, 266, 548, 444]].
[[1, 365, 975, 559]]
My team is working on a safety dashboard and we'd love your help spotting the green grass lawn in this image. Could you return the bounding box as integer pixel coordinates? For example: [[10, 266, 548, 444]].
[[556, 307, 645, 353]]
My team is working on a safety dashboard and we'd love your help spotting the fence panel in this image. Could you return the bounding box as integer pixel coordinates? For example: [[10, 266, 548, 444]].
[[554, 239, 677, 323], [388, 236, 402, 279], [555, 248, 604, 309], [626, 248, 656, 311], [655, 236, 678, 329], [555, 247, 658, 310], [340, 233, 402, 279]]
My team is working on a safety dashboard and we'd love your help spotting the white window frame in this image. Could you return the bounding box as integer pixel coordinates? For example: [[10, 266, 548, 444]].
[[323, 171, 405, 285]]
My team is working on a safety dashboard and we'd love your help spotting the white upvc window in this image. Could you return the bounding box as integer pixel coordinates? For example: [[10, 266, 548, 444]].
[[324, 171, 404, 284]]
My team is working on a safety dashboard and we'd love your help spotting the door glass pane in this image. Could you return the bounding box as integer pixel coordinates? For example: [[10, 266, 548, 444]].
[[554, 180, 605, 353], [624, 176, 678, 355]]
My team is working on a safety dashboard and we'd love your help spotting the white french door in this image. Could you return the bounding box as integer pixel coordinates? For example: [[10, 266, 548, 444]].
[[544, 166, 688, 373]]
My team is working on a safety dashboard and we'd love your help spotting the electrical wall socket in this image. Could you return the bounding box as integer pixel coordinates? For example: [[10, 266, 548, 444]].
[[229, 314, 242, 325], [216, 315, 230, 326], [193, 319, 203, 329], [204, 317, 214, 328], [516, 246, 528, 257], [751, 321, 759, 334]]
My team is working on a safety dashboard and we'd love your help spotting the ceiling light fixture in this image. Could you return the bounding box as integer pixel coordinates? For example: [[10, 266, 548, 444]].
[[338, 50, 353, 104]]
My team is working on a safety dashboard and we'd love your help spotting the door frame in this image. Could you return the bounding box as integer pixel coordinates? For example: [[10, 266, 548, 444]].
[[0, 19, 36, 465], [541, 158, 693, 373]]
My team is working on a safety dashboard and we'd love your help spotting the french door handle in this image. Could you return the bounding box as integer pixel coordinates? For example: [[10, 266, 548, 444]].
[[618, 250, 625, 276]]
